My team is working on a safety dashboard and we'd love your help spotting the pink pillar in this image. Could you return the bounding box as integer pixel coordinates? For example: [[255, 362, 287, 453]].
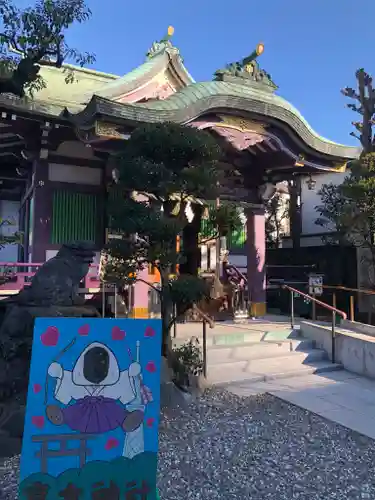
[[246, 206, 266, 317], [132, 267, 150, 318]]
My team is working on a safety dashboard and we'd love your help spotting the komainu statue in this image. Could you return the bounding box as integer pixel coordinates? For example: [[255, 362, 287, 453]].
[[0, 242, 100, 403]]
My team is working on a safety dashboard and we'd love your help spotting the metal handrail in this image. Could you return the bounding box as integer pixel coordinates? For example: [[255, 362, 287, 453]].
[[322, 285, 375, 321], [282, 284, 347, 364], [224, 263, 248, 284], [323, 284, 375, 296]]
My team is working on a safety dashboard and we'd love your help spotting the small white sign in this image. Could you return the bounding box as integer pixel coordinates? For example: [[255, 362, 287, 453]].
[[309, 274, 323, 296]]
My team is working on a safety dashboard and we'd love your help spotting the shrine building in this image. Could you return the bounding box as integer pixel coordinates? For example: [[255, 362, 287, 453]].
[[0, 28, 359, 317]]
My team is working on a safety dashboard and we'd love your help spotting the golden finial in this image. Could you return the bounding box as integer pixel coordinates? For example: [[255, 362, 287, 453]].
[[256, 43, 265, 56], [242, 43, 265, 67], [167, 25, 174, 37]]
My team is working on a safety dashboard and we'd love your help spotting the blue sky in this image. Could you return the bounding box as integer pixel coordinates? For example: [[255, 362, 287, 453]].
[[62, 0, 374, 146]]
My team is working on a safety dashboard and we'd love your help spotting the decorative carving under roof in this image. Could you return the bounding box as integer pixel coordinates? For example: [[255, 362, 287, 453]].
[[214, 43, 278, 92], [146, 26, 176, 59]]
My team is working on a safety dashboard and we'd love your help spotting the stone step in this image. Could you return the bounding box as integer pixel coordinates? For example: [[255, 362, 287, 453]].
[[206, 339, 316, 364], [207, 358, 342, 385], [207, 337, 315, 361], [173, 331, 265, 348], [207, 349, 327, 371], [174, 322, 295, 338], [172, 327, 298, 348]]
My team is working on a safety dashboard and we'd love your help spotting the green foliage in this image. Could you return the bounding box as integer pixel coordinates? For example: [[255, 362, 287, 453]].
[[172, 337, 204, 382], [0, 0, 95, 97], [0, 218, 23, 285], [316, 154, 375, 250], [105, 122, 236, 356], [169, 274, 210, 312], [0, 217, 22, 248], [106, 122, 226, 278], [200, 202, 243, 243], [208, 203, 242, 237]]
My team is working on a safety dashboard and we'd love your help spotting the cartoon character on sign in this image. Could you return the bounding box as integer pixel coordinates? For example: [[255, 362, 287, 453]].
[[45, 340, 152, 457]]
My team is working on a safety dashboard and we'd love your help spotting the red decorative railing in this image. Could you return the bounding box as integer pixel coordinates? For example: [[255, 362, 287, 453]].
[[0, 262, 101, 294]]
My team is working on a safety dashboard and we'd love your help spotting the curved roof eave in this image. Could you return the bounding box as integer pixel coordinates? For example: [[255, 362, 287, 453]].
[[65, 80, 360, 160], [92, 48, 194, 101]]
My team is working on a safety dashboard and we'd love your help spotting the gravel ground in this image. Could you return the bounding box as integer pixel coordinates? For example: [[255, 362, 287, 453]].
[[157, 390, 375, 500], [1, 390, 375, 499]]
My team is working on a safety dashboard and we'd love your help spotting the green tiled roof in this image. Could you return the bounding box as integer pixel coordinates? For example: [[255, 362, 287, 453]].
[[66, 80, 359, 160]]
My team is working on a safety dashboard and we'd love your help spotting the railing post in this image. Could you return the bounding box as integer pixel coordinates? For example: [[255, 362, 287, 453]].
[[331, 310, 336, 364], [350, 295, 354, 321], [173, 303, 177, 339], [202, 319, 207, 378], [312, 292, 316, 320], [290, 289, 295, 329]]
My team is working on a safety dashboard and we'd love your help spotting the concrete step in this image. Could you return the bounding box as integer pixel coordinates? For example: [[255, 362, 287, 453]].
[[173, 326, 299, 348], [173, 331, 265, 348], [207, 358, 342, 385], [207, 350, 327, 371], [175, 322, 296, 337], [206, 339, 317, 364]]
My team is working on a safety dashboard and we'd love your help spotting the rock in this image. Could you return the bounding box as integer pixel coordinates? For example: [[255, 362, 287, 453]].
[[189, 374, 210, 394], [160, 356, 192, 409], [160, 356, 174, 384], [0, 407, 25, 439], [160, 381, 192, 410], [0, 436, 21, 459]]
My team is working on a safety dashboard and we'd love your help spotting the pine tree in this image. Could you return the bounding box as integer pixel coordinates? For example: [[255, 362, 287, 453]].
[[105, 122, 241, 359]]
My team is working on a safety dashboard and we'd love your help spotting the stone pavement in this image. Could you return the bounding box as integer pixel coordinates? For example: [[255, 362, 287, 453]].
[[225, 369, 375, 440]]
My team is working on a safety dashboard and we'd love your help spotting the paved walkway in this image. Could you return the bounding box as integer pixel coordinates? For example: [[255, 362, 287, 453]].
[[225, 369, 375, 440]]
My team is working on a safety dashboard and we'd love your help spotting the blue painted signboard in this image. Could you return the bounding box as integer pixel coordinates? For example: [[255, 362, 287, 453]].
[[19, 318, 162, 499]]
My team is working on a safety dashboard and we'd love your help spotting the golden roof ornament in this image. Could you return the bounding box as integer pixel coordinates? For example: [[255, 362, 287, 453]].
[[146, 26, 176, 59], [214, 42, 277, 92]]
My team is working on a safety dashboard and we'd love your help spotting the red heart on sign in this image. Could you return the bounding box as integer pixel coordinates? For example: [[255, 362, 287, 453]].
[[33, 383, 42, 394], [40, 326, 59, 347], [32, 416, 45, 429], [145, 361, 156, 373], [105, 438, 119, 450], [78, 324, 90, 336], [144, 326, 155, 338], [112, 326, 126, 341], [146, 417, 155, 428]]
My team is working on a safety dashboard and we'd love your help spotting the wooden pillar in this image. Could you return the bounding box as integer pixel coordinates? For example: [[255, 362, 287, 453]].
[[247, 206, 266, 317], [31, 159, 52, 262]]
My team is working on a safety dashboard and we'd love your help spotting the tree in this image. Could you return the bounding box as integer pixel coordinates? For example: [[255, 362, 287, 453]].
[[104, 122, 240, 360], [265, 191, 289, 248], [0, 0, 95, 97], [342, 68, 375, 155], [315, 69, 375, 283], [0, 218, 22, 284]]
